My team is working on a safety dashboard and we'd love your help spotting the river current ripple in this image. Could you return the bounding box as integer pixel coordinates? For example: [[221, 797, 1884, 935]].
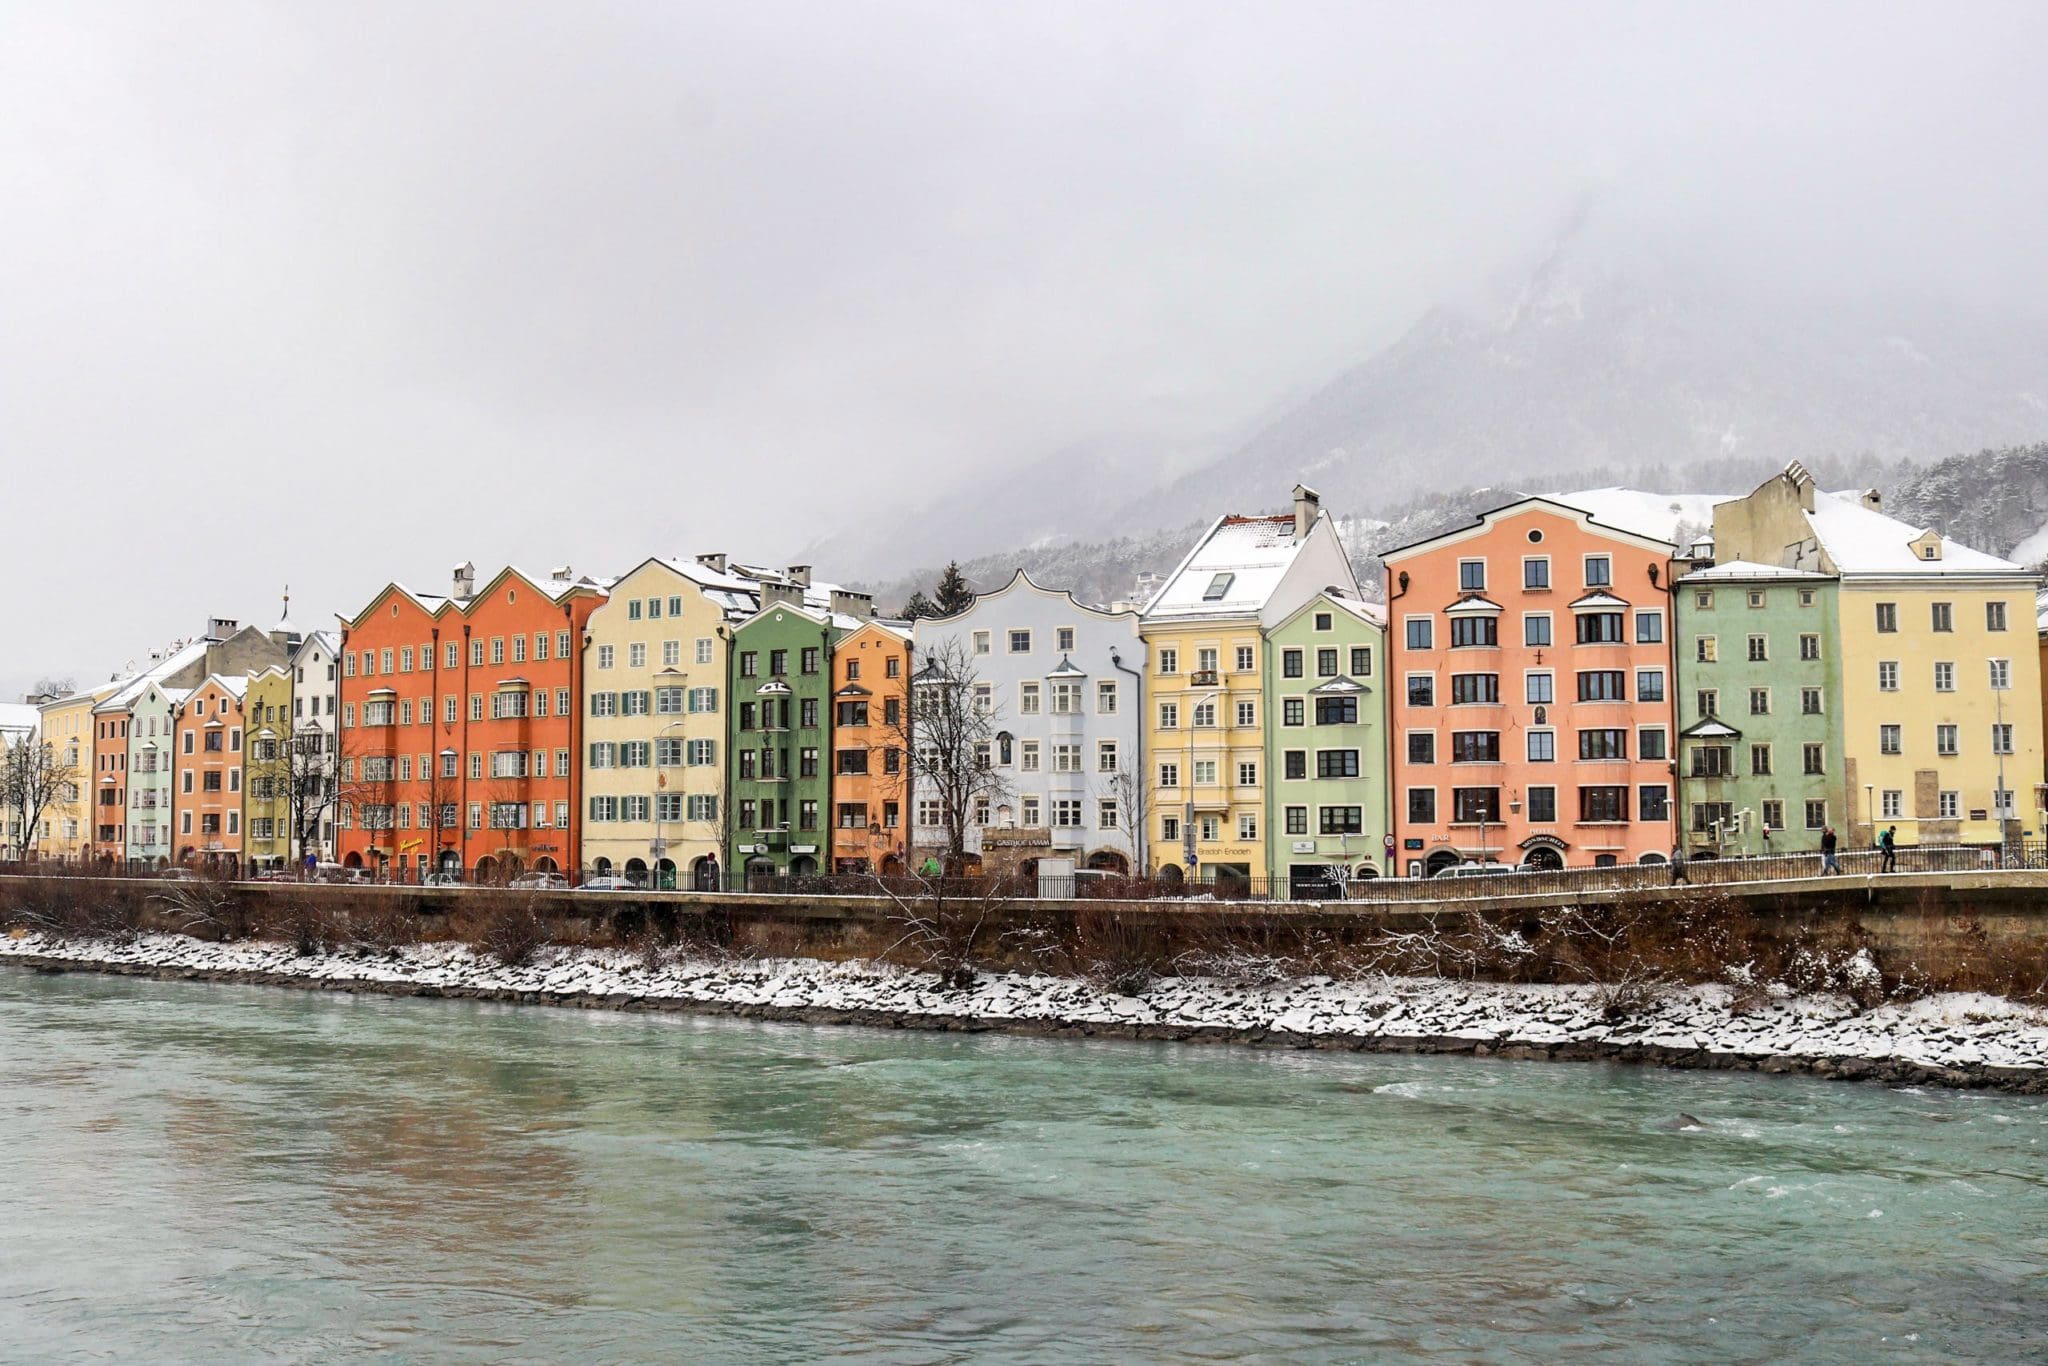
[[1, 970, 2043, 1362]]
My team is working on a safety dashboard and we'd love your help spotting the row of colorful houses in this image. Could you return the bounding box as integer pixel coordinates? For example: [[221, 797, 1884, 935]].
[[11, 465, 2045, 891]]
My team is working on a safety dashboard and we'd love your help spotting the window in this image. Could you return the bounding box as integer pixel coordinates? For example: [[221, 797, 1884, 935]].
[[1407, 732, 1436, 764], [1286, 806, 1308, 836], [1524, 614, 1552, 647], [1759, 800, 1783, 832], [1283, 698, 1305, 726], [1988, 601, 2008, 631], [1880, 724, 1902, 755], [1799, 634, 1820, 661], [1160, 815, 1180, 843], [1317, 748, 1362, 777], [1749, 743, 1772, 776], [1878, 660, 1905, 691], [1577, 670, 1625, 702], [1691, 746, 1731, 778], [1525, 672, 1553, 704], [1875, 602, 1897, 633], [1350, 647, 1372, 676], [1579, 786, 1626, 822], [1282, 648, 1304, 678], [1404, 619, 1433, 651], [1021, 741, 1042, 772], [1236, 760, 1259, 787], [1052, 799, 1082, 830], [590, 691, 617, 717], [1936, 724, 1958, 756], [1747, 590, 1766, 610], [1019, 682, 1041, 714], [1407, 789, 1436, 823], [1158, 761, 1180, 789], [1055, 626, 1075, 652], [1314, 695, 1357, 725], [1054, 743, 1083, 774], [1191, 700, 1216, 727], [1990, 658, 2011, 691], [1319, 806, 1363, 835], [1450, 617, 1497, 648], [1637, 728, 1667, 761], [1452, 788, 1500, 823], [1528, 787, 1557, 822], [801, 647, 820, 675], [1695, 636, 1717, 663], [1933, 662, 1955, 692], [1192, 760, 1216, 786], [1635, 611, 1663, 644], [1577, 613, 1624, 644], [1749, 687, 1770, 715], [1578, 729, 1626, 761], [1694, 590, 1714, 611], [1696, 689, 1718, 717], [1008, 629, 1031, 653], [1432, 669, 1497, 708], [1459, 560, 1486, 591], [1236, 645, 1256, 672], [1202, 572, 1234, 602], [596, 644, 615, 670], [1316, 647, 1340, 676], [1584, 556, 1611, 587], [655, 686, 684, 715], [1746, 634, 1768, 662], [1638, 786, 1669, 823], [1931, 602, 1953, 633], [836, 700, 869, 727], [1805, 800, 1827, 829], [1939, 790, 1959, 819], [1993, 723, 2014, 755], [1635, 669, 1665, 703], [1158, 701, 1179, 729], [1527, 731, 1555, 762], [688, 687, 718, 713], [739, 651, 758, 678], [1881, 790, 1903, 819], [1524, 558, 1550, 589], [1235, 699, 1256, 727], [768, 649, 787, 676], [1407, 675, 1435, 707], [1803, 742, 1825, 776], [1097, 680, 1117, 714], [1237, 811, 1259, 841], [1157, 647, 1177, 674], [1801, 687, 1823, 715]]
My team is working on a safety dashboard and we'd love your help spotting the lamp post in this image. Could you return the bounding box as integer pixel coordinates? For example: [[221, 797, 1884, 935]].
[[1183, 689, 1219, 882], [652, 717, 689, 889]]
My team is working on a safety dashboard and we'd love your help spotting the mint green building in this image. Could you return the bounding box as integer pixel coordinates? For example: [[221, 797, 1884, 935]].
[[1673, 561, 1846, 855], [727, 599, 844, 881], [1264, 591, 1389, 893]]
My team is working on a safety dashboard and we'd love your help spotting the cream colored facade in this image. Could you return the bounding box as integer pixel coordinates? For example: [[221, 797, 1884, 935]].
[[33, 689, 107, 859], [580, 559, 740, 888], [1711, 463, 2044, 848]]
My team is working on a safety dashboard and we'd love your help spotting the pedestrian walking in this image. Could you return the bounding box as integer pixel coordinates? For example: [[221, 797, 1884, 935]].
[[1670, 844, 1689, 885], [1879, 825, 1897, 873], [1820, 825, 1839, 875]]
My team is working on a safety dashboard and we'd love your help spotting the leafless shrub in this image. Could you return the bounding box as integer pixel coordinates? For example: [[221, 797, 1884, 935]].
[[870, 872, 1024, 989], [149, 870, 252, 942], [1054, 906, 1176, 997], [466, 893, 549, 967]]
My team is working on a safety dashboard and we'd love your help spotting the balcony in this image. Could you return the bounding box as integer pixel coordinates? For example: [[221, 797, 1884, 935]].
[[1189, 670, 1219, 687]]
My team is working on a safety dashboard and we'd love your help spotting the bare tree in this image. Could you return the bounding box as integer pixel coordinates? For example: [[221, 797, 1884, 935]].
[[30, 677, 76, 701], [895, 639, 1011, 870], [1, 739, 79, 861], [244, 725, 363, 874], [1107, 764, 1150, 877]]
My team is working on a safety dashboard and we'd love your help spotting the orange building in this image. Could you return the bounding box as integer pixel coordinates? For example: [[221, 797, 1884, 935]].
[[172, 675, 248, 873], [336, 563, 605, 882], [829, 621, 912, 874], [1384, 497, 1680, 873]]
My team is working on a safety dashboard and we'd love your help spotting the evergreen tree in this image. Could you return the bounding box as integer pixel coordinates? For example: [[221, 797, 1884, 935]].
[[933, 561, 975, 616], [899, 590, 941, 621]]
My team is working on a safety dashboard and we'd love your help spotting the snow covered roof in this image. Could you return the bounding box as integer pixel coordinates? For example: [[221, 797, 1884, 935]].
[[94, 637, 213, 712], [0, 701, 38, 740], [1681, 718, 1743, 739], [292, 629, 340, 663], [1569, 591, 1632, 610], [1803, 494, 2018, 576], [1677, 560, 1831, 583], [1558, 489, 1727, 544], [1444, 594, 1504, 615], [1144, 515, 1307, 619]]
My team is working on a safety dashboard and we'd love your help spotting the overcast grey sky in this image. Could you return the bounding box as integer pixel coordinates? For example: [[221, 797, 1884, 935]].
[[4, 1, 2045, 696]]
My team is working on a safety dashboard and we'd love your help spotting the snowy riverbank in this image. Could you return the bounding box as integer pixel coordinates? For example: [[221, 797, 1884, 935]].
[[6, 930, 2046, 1090]]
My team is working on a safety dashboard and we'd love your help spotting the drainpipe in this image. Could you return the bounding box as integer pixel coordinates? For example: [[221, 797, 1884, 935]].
[[1110, 641, 1145, 871], [1387, 568, 1409, 877], [1652, 559, 1679, 861]]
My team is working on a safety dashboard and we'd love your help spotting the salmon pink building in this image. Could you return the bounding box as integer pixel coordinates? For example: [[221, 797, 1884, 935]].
[[1384, 497, 1680, 874], [336, 563, 606, 881], [172, 675, 248, 874]]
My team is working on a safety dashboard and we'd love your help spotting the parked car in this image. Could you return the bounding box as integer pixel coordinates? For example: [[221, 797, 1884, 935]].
[[252, 868, 296, 882], [575, 876, 638, 893], [312, 862, 369, 884], [421, 872, 466, 888], [1433, 862, 1516, 880], [509, 872, 567, 891]]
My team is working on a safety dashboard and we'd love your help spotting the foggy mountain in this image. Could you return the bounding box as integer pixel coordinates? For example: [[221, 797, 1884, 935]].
[[835, 216, 2048, 596]]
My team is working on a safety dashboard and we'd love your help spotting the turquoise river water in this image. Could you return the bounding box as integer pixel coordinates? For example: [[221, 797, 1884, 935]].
[[1, 970, 2044, 1362]]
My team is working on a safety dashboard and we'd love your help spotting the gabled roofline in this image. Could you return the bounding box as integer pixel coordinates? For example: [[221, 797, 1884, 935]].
[[1378, 495, 1679, 561], [1141, 513, 1228, 617], [919, 566, 1140, 628], [1265, 586, 1389, 637]]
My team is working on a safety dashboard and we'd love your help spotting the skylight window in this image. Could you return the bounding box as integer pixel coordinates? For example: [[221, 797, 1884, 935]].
[[1202, 572, 1234, 601]]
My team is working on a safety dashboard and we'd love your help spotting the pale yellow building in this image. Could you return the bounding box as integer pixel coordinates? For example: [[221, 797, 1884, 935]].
[[33, 686, 110, 860], [1712, 463, 2043, 848], [1140, 486, 1359, 887]]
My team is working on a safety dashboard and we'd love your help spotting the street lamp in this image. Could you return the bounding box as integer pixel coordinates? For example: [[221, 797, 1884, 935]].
[[1183, 689, 1219, 881]]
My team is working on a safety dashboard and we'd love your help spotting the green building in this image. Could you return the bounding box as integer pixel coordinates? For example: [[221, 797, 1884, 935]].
[[1673, 560, 1845, 855], [727, 599, 842, 882], [1264, 590, 1390, 893], [243, 665, 297, 871]]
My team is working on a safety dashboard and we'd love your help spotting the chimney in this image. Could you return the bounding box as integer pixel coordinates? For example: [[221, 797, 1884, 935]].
[[697, 552, 727, 574], [551, 564, 573, 584], [205, 617, 239, 642], [831, 589, 875, 620], [1861, 489, 1883, 511], [1292, 484, 1321, 542], [760, 583, 803, 611], [452, 561, 476, 601], [787, 564, 813, 589]]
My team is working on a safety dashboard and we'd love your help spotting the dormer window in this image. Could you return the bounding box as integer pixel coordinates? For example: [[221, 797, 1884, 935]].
[[1202, 572, 1234, 601]]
